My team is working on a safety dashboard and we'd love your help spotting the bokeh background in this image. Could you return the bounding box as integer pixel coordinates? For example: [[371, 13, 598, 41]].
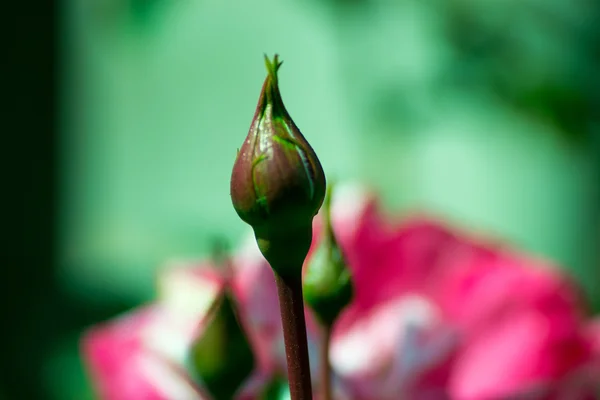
[[13, 0, 600, 398]]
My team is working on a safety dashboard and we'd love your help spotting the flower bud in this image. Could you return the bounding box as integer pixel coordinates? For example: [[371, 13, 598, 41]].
[[188, 289, 255, 400], [230, 54, 326, 276], [303, 183, 353, 326]]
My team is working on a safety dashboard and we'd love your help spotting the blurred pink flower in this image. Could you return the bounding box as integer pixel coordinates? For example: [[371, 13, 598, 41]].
[[310, 184, 600, 400], [82, 261, 283, 400], [82, 184, 600, 400]]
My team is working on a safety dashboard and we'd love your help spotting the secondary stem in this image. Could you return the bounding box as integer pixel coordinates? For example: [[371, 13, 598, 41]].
[[274, 273, 313, 400], [320, 324, 332, 400]]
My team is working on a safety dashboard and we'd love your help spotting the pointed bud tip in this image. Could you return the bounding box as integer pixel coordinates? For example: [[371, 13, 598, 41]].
[[263, 54, 283, 82]]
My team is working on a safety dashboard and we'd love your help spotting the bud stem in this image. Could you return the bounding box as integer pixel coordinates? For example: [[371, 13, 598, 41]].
[[274, 272, 313, 400], [320, 323, 333, 400]]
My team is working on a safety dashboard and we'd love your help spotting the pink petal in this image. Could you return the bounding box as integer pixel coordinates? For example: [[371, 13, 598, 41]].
[[231, 236, 286, 373], [586, 318, 600, 357], [156, 260, 225, 330], [81, 306, 204, 400], [330, 295, 456, 400], [449, 308, 595, 400], [432, 250, 584, 332], [335, 217, 475, 329]]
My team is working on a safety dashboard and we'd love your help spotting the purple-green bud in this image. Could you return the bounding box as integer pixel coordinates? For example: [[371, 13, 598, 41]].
[[303, 183, 353, 326], [188, 290, 255, 400], [230, 55, 326, 276]]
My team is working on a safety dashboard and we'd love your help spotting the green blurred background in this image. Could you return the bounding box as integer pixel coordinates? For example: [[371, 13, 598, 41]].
[[15, 0, 600, 398]]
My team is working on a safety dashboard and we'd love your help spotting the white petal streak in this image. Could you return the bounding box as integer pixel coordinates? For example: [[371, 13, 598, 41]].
[[331, 295, 455, 394]]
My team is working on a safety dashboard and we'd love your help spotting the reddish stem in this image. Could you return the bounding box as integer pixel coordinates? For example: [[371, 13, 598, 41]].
[[320, 324, 332, 400], [275, 273, 313, 400]]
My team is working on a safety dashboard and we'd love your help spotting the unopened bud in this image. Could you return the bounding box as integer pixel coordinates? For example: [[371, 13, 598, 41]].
[[189, 290, 255, 400], [303, 183, 353, 326], [230, 54, 326, 276]]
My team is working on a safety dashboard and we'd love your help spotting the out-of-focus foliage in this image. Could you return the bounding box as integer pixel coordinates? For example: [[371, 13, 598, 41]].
[[61, 0, 599, 304], [52, 0, 600, 398]]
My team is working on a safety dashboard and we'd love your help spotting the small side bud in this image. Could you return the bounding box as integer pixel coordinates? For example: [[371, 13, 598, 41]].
[[303, 183, 353, 326], [230, 54, 326, 277], [188, 290, 255, 400]]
